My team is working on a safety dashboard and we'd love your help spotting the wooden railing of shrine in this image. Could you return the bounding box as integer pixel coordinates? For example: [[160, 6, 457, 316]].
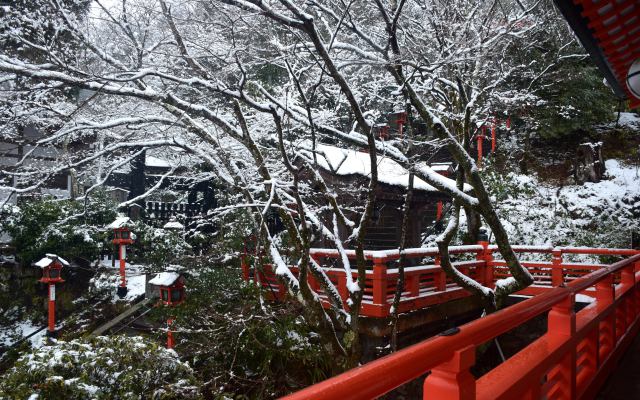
[[278, 251, 640, 400], [241, 243, 639, 318]]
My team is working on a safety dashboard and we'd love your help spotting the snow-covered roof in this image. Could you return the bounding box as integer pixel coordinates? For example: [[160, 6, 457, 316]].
[[429, 162, 453, 172], [310, 144, 465, 192], [145, 156, 171, 168], [34, 254, 69, 268], [163, 220, 184, 230], [108, 216, 132, 229], [148, 272, 181, 287]]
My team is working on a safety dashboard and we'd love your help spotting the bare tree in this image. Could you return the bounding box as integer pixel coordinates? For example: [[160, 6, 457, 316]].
[[0, 0, 575, 362]]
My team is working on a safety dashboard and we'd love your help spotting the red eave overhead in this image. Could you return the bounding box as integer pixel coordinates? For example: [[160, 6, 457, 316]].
[[574, 0, 640, 108]]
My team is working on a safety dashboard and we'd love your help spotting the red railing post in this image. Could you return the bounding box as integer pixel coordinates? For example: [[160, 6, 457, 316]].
[[435, 255, 446, 291], [546, 294, 576, 400], [552, 249, 563, 287], [408, 274, 420, 297], [635, 261, 640, 312], [622, 263, 636, 330], [373, 258, 388, 314], [596, 275, 615, 361], [477, 241, 494, 288], [576, 329, 599, 391], [337, 273, 349, 308], [423, 345, 476, 400]]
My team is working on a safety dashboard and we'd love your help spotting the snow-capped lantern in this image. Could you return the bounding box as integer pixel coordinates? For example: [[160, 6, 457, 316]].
[[149, 272, 185, 349], [163, 218, 184, 231], [394, 111, 407, 125], [109, 217, 135, 298], [149, 272, 186, 307], [35, 254, 68, 284], [477, 228, 489, 243], [628, 58, 640, 99], [34, 254, 68, 337], [110, 217, 134, 246]]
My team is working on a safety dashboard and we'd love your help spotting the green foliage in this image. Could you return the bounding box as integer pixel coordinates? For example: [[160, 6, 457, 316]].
[[0, 335, 202, 400], [530, 60, 616, 139], [2, 192, 118, 265], [483, 161, 536, 203], [155, 265, 334, 399], [130, 222, 191, 269]]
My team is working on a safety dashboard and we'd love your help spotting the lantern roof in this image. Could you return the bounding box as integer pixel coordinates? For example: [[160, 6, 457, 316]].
[[109, 216, 132, 229], [149, 272, 182, 287], [554, 0, 640, 108], [163, 219, 184, 230], [34, 254, 69, 268]]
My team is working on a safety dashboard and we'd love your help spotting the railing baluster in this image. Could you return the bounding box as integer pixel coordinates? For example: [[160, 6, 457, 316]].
[[373, 258, 388, 315], [546, 294, 576, 400], [576, 329, 598, 392], [552, 249, 563, 287], [622, 263, 636, 331], [477, 241, 494, 287], [596, 275, 615, 361], [407, 274, 420, 297], [635, 261, 640, 317], [423, 345, 475, 400], [337, 273, 348, 309]]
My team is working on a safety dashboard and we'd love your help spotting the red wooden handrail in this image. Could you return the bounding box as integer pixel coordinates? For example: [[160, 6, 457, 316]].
[[244, 245, 640, 317], [282, 253, 640, 400]]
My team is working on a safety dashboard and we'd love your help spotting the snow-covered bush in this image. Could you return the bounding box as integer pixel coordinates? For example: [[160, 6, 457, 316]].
[[3, 192, 117, 265], [159, 266, 334, 398], [130, 222, 191, 269], [0, 335, 201, 399]]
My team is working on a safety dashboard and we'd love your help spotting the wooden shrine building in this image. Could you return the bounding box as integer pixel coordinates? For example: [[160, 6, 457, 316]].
[[302, 144, 462, 250]]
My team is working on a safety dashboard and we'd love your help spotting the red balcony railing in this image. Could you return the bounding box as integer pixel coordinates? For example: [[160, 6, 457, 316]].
[[241, 244, 640, 318], [281, 252, 640, 400]]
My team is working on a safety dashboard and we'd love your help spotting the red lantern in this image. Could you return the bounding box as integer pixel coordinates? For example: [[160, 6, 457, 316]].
[[34, 254, 68, 336], [149, 272, 186, 349], [35, 254, 67, 284], [109, 217, 135, 298]]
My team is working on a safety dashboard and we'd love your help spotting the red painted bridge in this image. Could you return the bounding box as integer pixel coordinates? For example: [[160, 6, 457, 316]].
[[243, 244, 640, 399]]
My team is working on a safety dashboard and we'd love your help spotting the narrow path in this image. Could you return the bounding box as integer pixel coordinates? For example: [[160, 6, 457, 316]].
[[597, 332, 640, 399]]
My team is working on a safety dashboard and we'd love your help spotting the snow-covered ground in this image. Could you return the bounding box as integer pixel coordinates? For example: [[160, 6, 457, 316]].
[[0, 320, 46, 349], [616, 112, 640, 129], [90, 259, 147, 302], [487, 159, 640, 256]]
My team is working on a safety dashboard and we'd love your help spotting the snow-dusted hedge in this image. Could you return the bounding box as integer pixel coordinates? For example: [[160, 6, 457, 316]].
[[0, 336, 201, 399], [3, 192, 118, 266]]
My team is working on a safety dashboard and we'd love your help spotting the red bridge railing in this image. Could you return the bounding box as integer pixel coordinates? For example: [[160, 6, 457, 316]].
[[281, 252, 640, 400], [241, 244, 639, 318]]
